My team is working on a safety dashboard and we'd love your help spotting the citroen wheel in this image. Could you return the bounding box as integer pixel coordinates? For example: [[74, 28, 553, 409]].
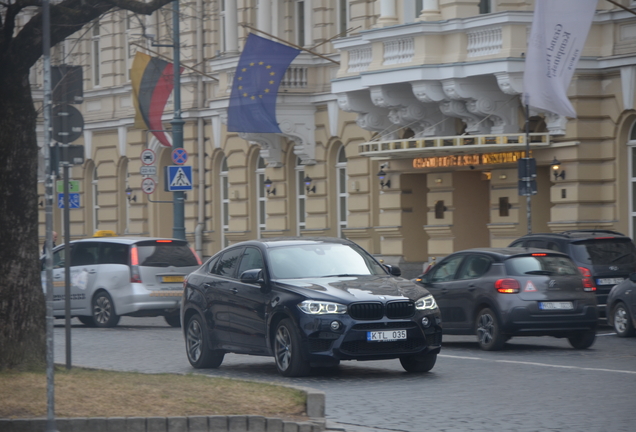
[[475, 308, 505, 351]]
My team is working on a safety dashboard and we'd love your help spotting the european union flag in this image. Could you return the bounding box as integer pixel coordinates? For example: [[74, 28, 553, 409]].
[[227, 34, 300, 133]]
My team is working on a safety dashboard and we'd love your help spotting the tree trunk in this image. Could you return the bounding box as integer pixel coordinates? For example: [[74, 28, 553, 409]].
[[0, 63, 46, 370]]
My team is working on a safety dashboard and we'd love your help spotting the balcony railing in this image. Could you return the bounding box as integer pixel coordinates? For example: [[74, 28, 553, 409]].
[[358, 133, 550, 159], [467, 27, 503, 58], [383, 37, 414, 65]]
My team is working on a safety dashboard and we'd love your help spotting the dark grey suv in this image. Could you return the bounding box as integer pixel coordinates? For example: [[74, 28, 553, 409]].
[[509, 230, 636, 317]]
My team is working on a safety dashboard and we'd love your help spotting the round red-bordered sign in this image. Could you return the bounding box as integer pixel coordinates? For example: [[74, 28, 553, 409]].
[[171, 148, 188, 165], [141, 149, 156, 166], [141, 177, 156, 194]]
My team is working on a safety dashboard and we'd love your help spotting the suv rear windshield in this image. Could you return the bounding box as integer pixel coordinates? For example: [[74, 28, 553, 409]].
[[136, 240, 198, 267], [569, 238, 636, 266], [505, 255, 579, 276]]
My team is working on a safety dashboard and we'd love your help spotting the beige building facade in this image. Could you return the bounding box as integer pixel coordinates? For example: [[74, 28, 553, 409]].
[[37, 0, 636, 278]]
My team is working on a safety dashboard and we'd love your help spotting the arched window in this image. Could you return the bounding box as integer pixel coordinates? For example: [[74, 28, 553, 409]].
[[336, 146, 348, 238], [256, 156, 266, 238], [628, 122, 636, 238], [221, 157, 229, 247], [296, 157, 307, 233]]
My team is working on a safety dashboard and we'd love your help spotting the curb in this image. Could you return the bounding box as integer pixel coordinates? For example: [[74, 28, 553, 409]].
[[0, 414, 326, 432]]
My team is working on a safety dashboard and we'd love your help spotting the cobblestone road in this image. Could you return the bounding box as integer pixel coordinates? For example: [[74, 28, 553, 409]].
[[54, 318, 635, 432]]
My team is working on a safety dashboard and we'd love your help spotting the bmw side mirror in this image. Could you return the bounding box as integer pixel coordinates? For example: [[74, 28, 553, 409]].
[[240, 268, 266, 286], [384, 264, 401, 277], [629, 272, 636, 282]]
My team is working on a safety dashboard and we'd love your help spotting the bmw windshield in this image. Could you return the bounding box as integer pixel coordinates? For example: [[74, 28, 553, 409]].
[[268, 243, 387, 279]]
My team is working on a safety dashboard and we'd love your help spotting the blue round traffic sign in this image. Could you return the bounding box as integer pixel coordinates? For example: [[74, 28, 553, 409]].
[[171, 148, 188, 165]]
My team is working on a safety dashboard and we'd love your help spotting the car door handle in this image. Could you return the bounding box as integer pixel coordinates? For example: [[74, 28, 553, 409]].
[[468, 284, 476, 291], [204, 283, 213, 289], [88, 269, 97, 274], [441, 288, 448, 294], [231, 287, 239, 294]]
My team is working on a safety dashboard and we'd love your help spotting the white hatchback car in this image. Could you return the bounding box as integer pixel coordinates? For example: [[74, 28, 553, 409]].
[[41, 236, 201, 327]]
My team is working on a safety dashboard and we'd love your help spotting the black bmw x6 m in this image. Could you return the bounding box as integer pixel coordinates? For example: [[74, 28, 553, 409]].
[[181, 237, 442, 376]]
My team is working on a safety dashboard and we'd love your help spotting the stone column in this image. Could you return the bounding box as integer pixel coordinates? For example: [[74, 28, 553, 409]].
[[303, 0, 312, 47], [257, 0, 272, 35], [377, 0, 399, 27], [419, 0, 442, 21]]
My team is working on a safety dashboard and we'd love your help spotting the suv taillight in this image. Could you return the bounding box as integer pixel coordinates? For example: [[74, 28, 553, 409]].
[[130, 245, 141, 283], [578, 267, 596, 292], [495, 278, 520, 293]]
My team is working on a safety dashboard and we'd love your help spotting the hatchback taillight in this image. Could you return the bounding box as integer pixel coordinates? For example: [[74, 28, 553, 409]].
[[130, 245, 141, 283], [578, 267, 596, 292], [190, 247, 202, 265], [495, 278, 520, 293]]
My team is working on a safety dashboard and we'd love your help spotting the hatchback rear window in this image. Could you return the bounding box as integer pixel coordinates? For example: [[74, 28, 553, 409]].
[[569, 239, 636, 266], [136, 240, 198, 267], [505, 255, 579, 276]]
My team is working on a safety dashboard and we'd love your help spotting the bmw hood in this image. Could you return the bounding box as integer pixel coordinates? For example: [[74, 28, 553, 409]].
[[275, 275, 431, 302]]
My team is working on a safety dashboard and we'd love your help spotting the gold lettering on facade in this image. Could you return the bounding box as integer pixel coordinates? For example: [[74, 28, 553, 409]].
[[412, 151, 529, 169]]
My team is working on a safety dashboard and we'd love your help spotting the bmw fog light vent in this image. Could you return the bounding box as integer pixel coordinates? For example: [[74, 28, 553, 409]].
[[421, 317, 430, 328], [330, 321, 341, 331]]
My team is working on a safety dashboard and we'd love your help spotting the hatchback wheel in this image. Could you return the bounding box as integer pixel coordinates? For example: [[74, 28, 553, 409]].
[[612, 302, 635, 338], [92, 292, 120, 328], [274, 318, 311, 377], [475, 308, 505, 351], [185, 315, 224, 368], [568, 329, 596, 349], [400, 352, 437, 373]]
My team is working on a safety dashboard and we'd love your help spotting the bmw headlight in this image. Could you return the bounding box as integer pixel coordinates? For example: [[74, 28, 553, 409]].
[[298, 300, 347, 315], [415, 294, 438, 310]]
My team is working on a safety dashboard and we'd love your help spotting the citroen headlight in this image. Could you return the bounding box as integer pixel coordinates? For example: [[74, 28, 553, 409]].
[[298, 300, 347, 315], [415, 294, 438, 310]]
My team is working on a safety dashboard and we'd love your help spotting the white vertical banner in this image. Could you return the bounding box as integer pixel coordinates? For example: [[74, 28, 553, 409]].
[[523, 0, 597, 118]]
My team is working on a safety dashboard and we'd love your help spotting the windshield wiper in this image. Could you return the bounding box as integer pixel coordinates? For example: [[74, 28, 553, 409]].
[[610, 253, 632, 263]]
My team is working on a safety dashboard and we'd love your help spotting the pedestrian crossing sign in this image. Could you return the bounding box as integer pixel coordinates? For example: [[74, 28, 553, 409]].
[[165, 165, 193, 191]]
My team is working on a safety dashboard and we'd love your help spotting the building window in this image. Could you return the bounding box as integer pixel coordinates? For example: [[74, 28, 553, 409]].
[[91, 22, 101, 87], [256, 156, 266, 238], [296, 1, 305, 46], [296, 158, 306, 233], [220, 0, 227, 53], [336, 146, 348, 238], [338, 0, 348, 35], [221, 157, 229, 247], [92, 167, 99, 231], [479, 0, 492, 14]]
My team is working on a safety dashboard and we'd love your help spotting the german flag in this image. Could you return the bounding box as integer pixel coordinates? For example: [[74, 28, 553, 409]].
[[130, 52, 178, 147]]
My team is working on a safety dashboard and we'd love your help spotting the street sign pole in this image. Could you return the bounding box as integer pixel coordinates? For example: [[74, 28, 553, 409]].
[[171, 0, 186, 240], [63, 154, 71, 371], [42, 0, 59, 431]]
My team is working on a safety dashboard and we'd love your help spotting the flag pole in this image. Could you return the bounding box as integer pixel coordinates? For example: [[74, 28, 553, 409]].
[[171, 0, 185, 241], [525, 103, 532, 235], [130, 42, 218, 81], [606, 0, 636, 16], [240, 24, 340, 65]]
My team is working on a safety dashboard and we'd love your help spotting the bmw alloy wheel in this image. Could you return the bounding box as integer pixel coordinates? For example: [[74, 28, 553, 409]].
[[187, 318, 203, 363], [275, 325, 292, 372]]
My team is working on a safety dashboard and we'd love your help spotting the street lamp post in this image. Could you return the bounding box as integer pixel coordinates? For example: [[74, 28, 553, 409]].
[[172, 0, 185, 240]]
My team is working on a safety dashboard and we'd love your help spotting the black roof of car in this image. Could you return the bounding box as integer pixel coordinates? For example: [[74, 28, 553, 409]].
[[513, 230, 630, 241]]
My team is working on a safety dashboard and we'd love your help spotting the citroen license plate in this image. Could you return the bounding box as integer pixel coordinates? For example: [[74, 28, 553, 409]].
[[539, 301, 574, 310], [367, 330, 407, 342], [162, 275, 184, 283]]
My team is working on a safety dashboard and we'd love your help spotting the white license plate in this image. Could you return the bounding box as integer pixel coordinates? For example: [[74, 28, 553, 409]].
[[596, 278, 624, 285], [539, 301, 574, 310], [367, 330, 407, 342]]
